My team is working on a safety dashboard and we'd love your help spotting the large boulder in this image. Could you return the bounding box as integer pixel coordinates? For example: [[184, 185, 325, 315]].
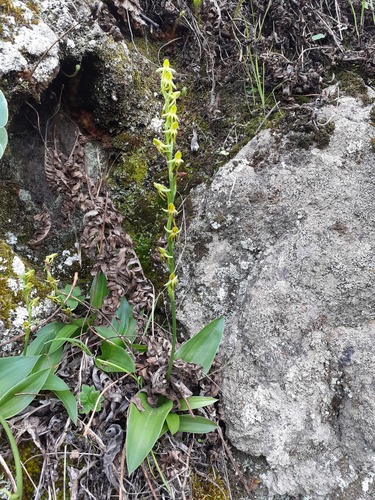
[[178, 93, 375, 499]]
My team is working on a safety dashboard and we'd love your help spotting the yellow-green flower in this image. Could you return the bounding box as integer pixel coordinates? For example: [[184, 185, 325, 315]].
[[153, 138, 168, 154], [174, 151, 183, 168], [165, 225, 180, 240], [163, 203, 178, 217], [166, 272, 178, 291], [157, 60, 176, 92], [154, 182, 171, 198], [166, 121, 179, 142], [158, 247, 173, 260], [163, 104, 178, 123]]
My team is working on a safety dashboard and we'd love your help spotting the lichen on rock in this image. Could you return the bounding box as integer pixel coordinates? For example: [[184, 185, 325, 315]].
[[177, 91, 375, 499], [0, 0, 59, 87], [0, 239, 52, 348]]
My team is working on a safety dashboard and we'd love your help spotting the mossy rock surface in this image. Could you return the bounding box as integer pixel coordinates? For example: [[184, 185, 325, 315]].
[[0, 239, 51, 341]]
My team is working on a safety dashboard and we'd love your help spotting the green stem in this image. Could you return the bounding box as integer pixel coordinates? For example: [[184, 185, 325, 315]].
[[0, 413, 23, 499], [166, 290, 177, 380], [22, 311, 31, 356], [157, 61, 182, 380]]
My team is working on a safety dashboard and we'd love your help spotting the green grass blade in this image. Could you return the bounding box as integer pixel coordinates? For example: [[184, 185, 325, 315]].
[[149, 449, 172, 495], [45, 337, 93, 357], [174, 317, 224, 373], [126, 393, 173, 475]]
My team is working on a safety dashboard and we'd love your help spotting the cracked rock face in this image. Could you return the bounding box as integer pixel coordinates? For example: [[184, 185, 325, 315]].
[[178, 93, 375, 499]]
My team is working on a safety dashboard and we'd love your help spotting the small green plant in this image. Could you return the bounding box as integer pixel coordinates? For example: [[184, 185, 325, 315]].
[[193, 0, 202, 17], [0, 89, 8, 159], [0, 260, 126, 498], [79, 385, 104, 414], [0, 62, 225, 493], [349, 0, 375, 39], [234, 0, 273, 113], [0, 255, 83, 499], [124, 59, 225, 475]]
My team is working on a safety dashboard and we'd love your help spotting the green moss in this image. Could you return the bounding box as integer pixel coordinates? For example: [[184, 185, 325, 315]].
[[293, 120, 335, 150], [294, 95, 313, 105], [0, 240, 50, 329], [109, 177, 165, 284], [313, 121, 335, 148], [132, 69, 143, 91], [25, 0, 40, 14], [371, 137, 375, 152], [191, 470, 230, 499], [18, 441, 43, 498], [89, 38, 158, 132], [336, 69, 372, 104], [127, 34, 161, 62], [115, 149, 148, 186], [17, 440, 74, 499], [0, 240, 22, 328], [112, 131, 143, 150]]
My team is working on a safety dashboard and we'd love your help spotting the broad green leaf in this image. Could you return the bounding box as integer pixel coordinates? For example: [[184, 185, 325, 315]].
[[28, 322, 65, 355], [42, 374, 77, 424], [52, 389, 78, 425], [178, 396, 218, 412], [312, 33, 325, 41], [48, 323, 80, 354], [166, 412, 179, 435], [71, 317, 92, 328], [132, 343, 147, 353], [0, 128, 8, 157], [126, 393, 173, 475], [57, 285, 84, 311], [0, 369, 51, 419], [177, 415, 217, 434], [0, 356, 39, 397], [95, 342, 135, 373], [32, 348, 63, 372], [174, 317, 224, 374], [90, 272, 109, 309], [111, 297, 137, 341], [94, 326, 125, 347], [0, 90, 8, 127]]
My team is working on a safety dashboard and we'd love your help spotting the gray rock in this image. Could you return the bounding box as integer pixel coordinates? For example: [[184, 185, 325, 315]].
[[177, 94, 375, 498], [0, 0, 157, 255]]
